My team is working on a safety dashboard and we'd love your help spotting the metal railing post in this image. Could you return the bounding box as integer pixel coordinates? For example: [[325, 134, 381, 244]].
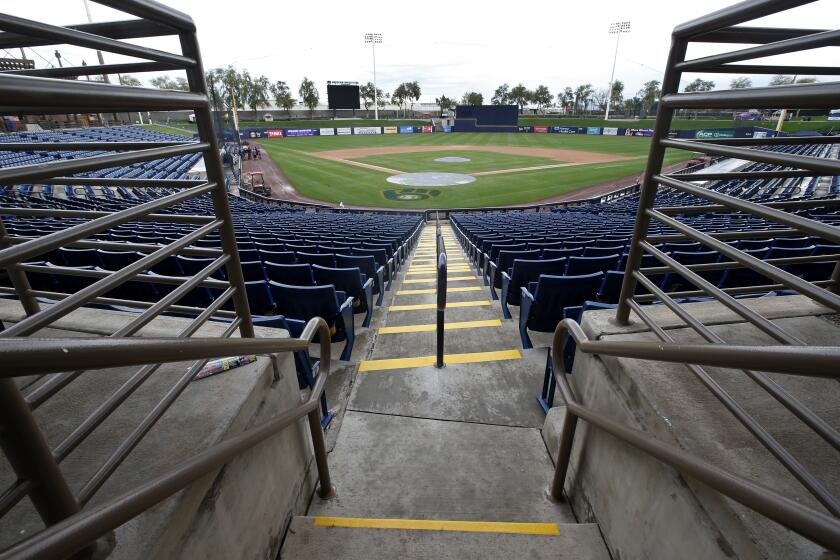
[[614, 37, 687, 325], [0, 217, 39, 316], [0, 379, 79, 525], [307, 407, 336, 499], [436, 251, 447, 369], [178, 32, 255, 338]]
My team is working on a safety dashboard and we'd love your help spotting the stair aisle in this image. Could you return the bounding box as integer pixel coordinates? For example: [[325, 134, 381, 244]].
[[281, 224, 610, 559]]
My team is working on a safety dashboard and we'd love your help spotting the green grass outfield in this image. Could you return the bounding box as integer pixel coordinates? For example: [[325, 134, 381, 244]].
[[258, 132, 690, 209], [351, 150, 560, 174]]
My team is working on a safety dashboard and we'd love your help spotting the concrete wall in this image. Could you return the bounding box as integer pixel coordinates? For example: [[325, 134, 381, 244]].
[[543, 296, 838, 560], [0, 302, 316, 559]]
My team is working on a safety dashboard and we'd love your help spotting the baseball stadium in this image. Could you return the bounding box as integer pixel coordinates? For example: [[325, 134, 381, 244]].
[[0, 1, 839, 560]]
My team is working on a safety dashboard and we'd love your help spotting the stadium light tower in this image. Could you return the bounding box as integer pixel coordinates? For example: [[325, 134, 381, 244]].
[[364, 33, 382, 120], [604, 21, 630, 121]]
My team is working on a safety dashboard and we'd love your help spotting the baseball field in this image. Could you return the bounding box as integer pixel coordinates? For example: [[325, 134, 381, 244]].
[[252, 132, 691, 209]]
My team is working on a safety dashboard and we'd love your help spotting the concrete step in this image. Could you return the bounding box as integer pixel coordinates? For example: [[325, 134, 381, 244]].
[[281, 516, 610, 559], [309, 411, 575, 523]]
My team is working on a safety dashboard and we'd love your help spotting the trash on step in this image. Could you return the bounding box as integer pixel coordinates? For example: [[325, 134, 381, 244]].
[[193, 355, 257, 381]]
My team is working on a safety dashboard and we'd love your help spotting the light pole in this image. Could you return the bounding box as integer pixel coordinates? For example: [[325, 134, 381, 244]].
[[604, 21, 630, 121], [364, 33, 382, 120]]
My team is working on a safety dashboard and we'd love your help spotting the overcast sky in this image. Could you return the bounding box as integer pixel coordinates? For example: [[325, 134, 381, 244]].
[[7, 1, 839, 104]]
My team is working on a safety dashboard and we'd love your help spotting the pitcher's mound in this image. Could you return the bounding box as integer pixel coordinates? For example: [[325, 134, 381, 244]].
[[386, 172, 476, 187], [434, 156, 471, 163]]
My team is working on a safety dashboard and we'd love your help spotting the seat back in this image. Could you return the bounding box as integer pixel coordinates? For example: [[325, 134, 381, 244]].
[[583, 245, 624, 257], [270, 282, 346, 340], [493, 249, 541, 287], [312, 264, 367, 313], [526, 272, 604, 332], [296, 251, 335, 268], [264, 262, 314, 286], [566, 254, 620, 275], [257, 249, 296, 264], [507, 258, 567, 306], [542, 247, 583, 260], [336, 254, 380, 294]]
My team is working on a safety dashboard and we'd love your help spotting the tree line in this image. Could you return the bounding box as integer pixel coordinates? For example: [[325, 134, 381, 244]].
[[128, 70, 819, 120]]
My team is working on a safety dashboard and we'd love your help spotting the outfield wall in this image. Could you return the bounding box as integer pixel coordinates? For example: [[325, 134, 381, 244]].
[[231, 125, 780, 141]]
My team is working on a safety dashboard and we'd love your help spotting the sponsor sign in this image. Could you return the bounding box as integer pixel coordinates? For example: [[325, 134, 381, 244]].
[[753, 131, 768, 139], [553, 126, 578, 134], [694, 129, 735, 139], [354, 126, 381, 135], [624, 128, 654, 137], [443, 125, 453, 133], [319, 128, 335, 136], [603, 127, 618, 136], [383, 126, 398, 134], [587, 127, 602, 135], [266, 129, 283, 138], [518, 126, 532, 133], [422, 125, 433, 134], [533, 125, 549, 133], [337, 127, 352, 135], [285, 128, 317, 137], [398, 125, 415, 134]]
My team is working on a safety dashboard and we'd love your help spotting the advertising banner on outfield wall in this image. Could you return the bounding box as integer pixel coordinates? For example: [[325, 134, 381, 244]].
[[603, 127, 618, 136], [553, 126, 580, 134], [587, 127, 602, 135], [624, 128, 654, 137], [266, 130, 283, 138], [533, 125, 549, 133], [285, 128, 317, 137], [354, 127, 381, 135], [383, 126, 398, 134], [319, 128, 335, 136], [398, 125, 415, 134], [518, 126, 533, 133], [444, 125, 453, 132], [422, 125, 433, 134], [337, 127, 352, 135], [695, 129, 736, 139]]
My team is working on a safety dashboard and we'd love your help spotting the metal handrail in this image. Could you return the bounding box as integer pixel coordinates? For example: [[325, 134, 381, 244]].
[[435, 216, 447, 368], [547, 1, 840, 552], [0, 2, 259, 549], [0, 318, 336, 560], [546, 318, 840, 553]]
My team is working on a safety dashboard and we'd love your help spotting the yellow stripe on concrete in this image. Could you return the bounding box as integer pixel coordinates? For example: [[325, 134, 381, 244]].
[[378, 319, 502, 334], [410, 267, 472, 273], [407, 269, 471, 276], [397, 286, 482, 295], [313, 516, 559, 536], [403, 276, 476, 283], [389, 300, 490, 311], [358, 349, 522, 372]]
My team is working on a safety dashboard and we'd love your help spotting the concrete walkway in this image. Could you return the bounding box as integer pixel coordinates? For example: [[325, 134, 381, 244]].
[[282, 224, 610, 558]]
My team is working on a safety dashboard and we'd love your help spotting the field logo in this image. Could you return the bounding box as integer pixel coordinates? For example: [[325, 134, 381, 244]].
[[533, 125, 549, 133], [695, 129, 735, 139], [266, 129, 283, 138], [336, 127, 352, 135], [398, 125, 415, 134], [319, 128, 335, 136], [354, 126, 381, 135], [602, 127, 618, 136], [383, 126, 398, 134], [382, 187, 441, 201], [587, 127, 602, 135]]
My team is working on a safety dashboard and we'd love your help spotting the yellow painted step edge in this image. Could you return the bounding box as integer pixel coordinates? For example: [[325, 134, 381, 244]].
[[403, 276, 476, 283], [390, 300, 490, 311], [313, 516, 559, 536], [358, 349, 521, 371], [397, 286, 482, 295], [379, 319, 502, 334]]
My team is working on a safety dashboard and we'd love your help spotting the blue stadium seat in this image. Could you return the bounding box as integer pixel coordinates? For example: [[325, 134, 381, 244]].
[[336, 254, 385, 306], [312, 264, 374, 327], [264, 262, 314, 286], [519, 272, 604, 349], [488, 249, 541, 298], [270, 282, 355, 361], [566, 254, 620, 276], [500, 257, 567, 319]]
